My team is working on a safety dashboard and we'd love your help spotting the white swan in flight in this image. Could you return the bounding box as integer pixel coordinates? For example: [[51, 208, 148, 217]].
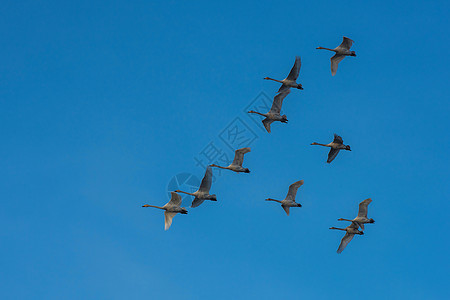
[[264, 56, 303, 93], [248, 90, 291, 133], [311, 134, 351, 163], [210, 147, 251, 173], [142, 191, 188, 230], [265, 180, 304, 216], [316, 37, 356, 76], [338, 198, 375, 230], [329, 221, 364, 254], [175, 166, 217, 208]]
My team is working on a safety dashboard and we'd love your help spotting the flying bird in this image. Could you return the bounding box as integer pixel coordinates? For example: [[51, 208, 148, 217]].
[[338, 198, 375, 230], [329, 221, 364, 254], [175, 166, 217, 208], [316, 37, 356, 76], [264, 56, 303, 92], [142, 191, 188, 230], [210, 147, 251, 173], [311, 134, 351, 163], [265, 180, 304, 216], [248, 90, 291, 133]]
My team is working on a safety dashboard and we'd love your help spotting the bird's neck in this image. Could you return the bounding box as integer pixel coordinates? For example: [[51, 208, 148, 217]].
[[248, 111, 266, 117], [143, 204, 165, 210], [317, 47, 336, 52], [311, 142, 329, 147], [339, 218, 353, 222], [266, 198, 282, 203], [329, 227, 346, 231], [265, 77, 284, 83], [176, 190, 195, 196]]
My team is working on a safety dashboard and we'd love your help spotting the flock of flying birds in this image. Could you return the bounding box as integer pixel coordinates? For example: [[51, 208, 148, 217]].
[[143, 37, 375, 253]]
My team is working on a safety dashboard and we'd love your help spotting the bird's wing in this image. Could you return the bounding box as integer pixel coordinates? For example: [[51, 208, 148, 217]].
[[358, 198, 372, 218], [262, 118, 273, 133], [167, 191, 182, 207], [232, 147, 251, 166], [269, 90, 291, 114], [285, 180, 304, 201], [349, 221, 360, 229], [337, 36, 354, 50], [191, 197, 205, 208], [198, 166, 212, 193], [327, 148, 340, 163], [286, 56, 301, 80], [277, 84, 290, 94], [282, 205, 290, 216], [333, 134, 344, 144], [337, 232, 354, 253], [331, 54, 345, 76], [164, 211, 177, 230]]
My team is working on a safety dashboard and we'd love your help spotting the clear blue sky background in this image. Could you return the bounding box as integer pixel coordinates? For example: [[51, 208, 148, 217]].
[[1, 1, 449, 299]]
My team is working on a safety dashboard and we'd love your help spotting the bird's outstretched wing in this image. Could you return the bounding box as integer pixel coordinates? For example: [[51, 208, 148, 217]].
[[337, 37, 354, 50], [262, 118, 274, 133], [164, 211, 177, 230], [269, 90, 291, 114], [358, 198, 372, 218], [198, 166, 212, 193], [282, 205, 290, 216], [286, 56, 301, 81], [331, 54, 345, 76], [277, 84, 290, 93], [285, 180, 304, 201], [191, 197, 205, 208], [167, 191, 182, 207], [337, 232, 354, 253], [333, 134, 344, 144], [327, 148, 340, 163], [232, 147, 251, 166]]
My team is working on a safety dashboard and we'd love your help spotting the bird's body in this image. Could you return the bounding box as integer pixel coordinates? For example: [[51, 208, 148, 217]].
[[142, 192, 188, 230], [330, 221, 364, 253], [264, 56, 303, 92], [338, 198, 375, 230], [210, 147, 251, 173], [248, 90, 291, 133], [266, 180, 304, 216], [175, 166, 217, 208], [311, 134, 351, 163], [316, 37, 356, 76]]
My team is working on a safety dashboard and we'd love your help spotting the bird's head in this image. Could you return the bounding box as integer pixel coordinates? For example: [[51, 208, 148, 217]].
[[369, 218, 375, 223], [181, 208, 188, 214], [345, 145, 351, 151], [142, 204, 151, 207], [244, 168, 251, 173], [337, 218, 345, 221], [358, 231, 364, 235], [351, 51, 356, 56], [209, 194, 217, 201], [281, 115, 288, 123], [297, 84, 303, 90], [263, 77, 270, 80]]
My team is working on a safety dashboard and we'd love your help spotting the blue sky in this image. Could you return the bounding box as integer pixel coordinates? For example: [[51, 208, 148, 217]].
[[1, 0, 449, 299]]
